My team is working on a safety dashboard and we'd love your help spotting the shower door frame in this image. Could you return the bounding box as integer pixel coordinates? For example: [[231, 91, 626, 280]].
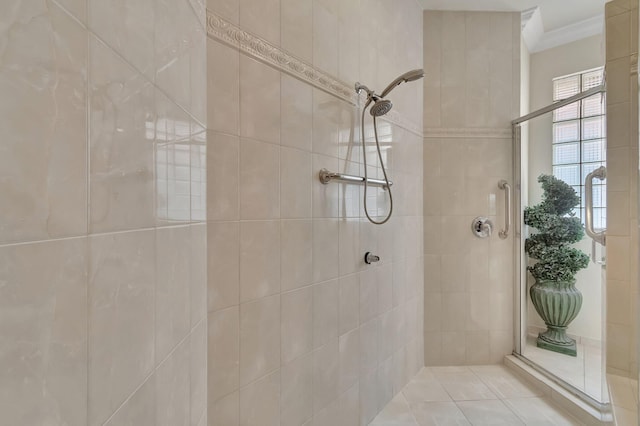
[[511, 84, 609, 409]]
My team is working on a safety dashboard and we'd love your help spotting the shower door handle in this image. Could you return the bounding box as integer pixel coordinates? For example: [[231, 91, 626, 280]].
[[498, 180, 511, 239], [585, 166, 606, 247]]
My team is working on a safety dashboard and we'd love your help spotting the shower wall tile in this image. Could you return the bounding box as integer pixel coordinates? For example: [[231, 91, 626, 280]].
[[423, 11, 518, 366], [0, 4, 87, 245], [1, 0, 207, 424], [206, 1, 424, 424], [239, 56, 281, 145], [89, 0, 155, 79], [0, 238, 87, 426], [207, 40, 240, 135], [88, 230, 156, 426], [605, 0, 639, 379]]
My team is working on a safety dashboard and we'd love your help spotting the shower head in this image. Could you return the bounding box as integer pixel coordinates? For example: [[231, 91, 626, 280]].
[[370, 99, 393, 116], [379, 69, 424, 98]]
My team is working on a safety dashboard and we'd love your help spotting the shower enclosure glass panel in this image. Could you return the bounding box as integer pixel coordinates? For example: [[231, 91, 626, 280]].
[[513, 87, 608, 406]]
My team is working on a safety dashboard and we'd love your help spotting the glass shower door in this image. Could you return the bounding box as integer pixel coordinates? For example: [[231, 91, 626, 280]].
[[512, 85, 609, 406]]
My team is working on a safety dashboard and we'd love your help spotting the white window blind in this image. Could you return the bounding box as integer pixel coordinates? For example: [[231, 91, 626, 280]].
[[551, 68, 606, 229]]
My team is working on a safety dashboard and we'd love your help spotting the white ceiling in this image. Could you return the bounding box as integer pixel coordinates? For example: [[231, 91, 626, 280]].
[[419, 0, 606, 32]]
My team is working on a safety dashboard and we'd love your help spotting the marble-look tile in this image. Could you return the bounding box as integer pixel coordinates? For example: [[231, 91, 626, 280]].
[[156, 339, 190, 426], [456, 400, 524, 425], [239, 56, 281, 145], [0, 238, 87, 426], [190, 140, 207, 223], [239, 0, 280, 45], [339, 384, 360, 426], [503, 397, 581, 425], [208, 0, 239, 24], [338, 328, 359, 394], [155, 0, 200, 111], [280, 220, 313, 291], [154, 93, 193, 223], [240, 295, 280, 386], [281, 0, 313, 64], [410, 401, 470, 426], [370, 393, 417, 426], [88, 230, 155, 426], [103, 375, 156, 426], [207, 221, 239, 311], [313, 339, 339, 414], [209, 391, 239, 426], [0, 4, 87, 244], [281, 287, 313, 364], [207, 39, 240, 135], [402, 378, 451, 403], [190, 224, 207, 327], [470, 365, 544, 399], [240, 370, 280, 426], [313, 279, 339, 349], [339, 273, 360, 335], [190, 321, 207, 426], [280, 147, 313, 218], [208, 306, 239, 402], [156, 226, 191, 362], [313, 0, 339, 76], [313, 219, 340, 283], [431, 367, 497, 401], [239, 220, 280, 302], [89, 0, 154, 79], [239, 139, 280, 219], [281, 353, 313, 426], [89, 37, 155, 233]]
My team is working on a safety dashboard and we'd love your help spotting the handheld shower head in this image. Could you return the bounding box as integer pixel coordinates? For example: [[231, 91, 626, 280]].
[[369, 99, 392, 117], [379, 69, 424, 98]]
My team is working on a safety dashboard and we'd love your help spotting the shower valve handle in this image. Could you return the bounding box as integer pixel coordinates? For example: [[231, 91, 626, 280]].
[[364, 252, 380, 264]]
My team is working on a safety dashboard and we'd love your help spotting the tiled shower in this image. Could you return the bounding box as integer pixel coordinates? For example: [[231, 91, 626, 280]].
[[1, 0, 639, 425]]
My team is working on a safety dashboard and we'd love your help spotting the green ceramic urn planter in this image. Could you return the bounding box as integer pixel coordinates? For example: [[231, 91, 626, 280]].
[[524, 175, 590, 357]]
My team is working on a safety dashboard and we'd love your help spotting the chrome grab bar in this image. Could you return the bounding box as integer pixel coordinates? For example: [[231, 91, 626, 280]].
[[318, 168, 392, 189], [498, 180, 511, 239], [585, 166, 606, 247]]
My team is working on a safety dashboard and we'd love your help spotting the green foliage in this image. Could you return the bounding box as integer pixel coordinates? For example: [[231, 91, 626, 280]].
[[524, 175, 589, 281]]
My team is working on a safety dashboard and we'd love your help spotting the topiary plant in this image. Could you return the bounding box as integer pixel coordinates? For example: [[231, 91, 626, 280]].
[[524, 174, 589, 281]]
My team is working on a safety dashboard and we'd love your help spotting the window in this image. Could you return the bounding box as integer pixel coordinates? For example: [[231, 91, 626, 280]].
[[552, 68, 606, 229]]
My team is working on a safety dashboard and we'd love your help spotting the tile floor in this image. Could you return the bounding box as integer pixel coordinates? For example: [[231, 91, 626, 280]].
[[524, 334, 607, 402], [607, 374, 638, 425], [370, 365, 583, 425]]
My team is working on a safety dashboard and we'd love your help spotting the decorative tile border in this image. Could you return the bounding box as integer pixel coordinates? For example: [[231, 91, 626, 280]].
[[205, 9, 423, 137], [424, 127, 513, 139]]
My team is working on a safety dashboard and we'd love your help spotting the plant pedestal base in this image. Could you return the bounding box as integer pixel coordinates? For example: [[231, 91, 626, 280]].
[[536, 325, 577, 356]]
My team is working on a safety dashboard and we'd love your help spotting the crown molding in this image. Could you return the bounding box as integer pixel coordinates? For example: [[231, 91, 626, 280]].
[[524, 13, 604, 53], [205, 10, 423, 137], [423, 127, 512, 139]]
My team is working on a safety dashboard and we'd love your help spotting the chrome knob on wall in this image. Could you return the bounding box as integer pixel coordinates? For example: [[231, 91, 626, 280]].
[[364, 252, 380, 264], [471, 217, 493, 238]]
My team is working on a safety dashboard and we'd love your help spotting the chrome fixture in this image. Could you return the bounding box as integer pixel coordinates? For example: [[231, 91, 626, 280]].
[[364, 252, 380, 264], [354, 69, 424, 225], [319, 168, 392, 189], [498, 180, 511, 239], [471, 217, 493, 238], [585, 166, 606, 249]]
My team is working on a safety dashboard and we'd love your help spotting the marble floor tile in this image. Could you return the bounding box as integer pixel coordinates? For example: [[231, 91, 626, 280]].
[[409, 402, 470, 426], [502, 397, 582, 425], [455, 400, 524, 425]]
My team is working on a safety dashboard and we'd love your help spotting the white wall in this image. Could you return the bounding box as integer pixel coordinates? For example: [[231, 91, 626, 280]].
[[527, 34, 605, 342]]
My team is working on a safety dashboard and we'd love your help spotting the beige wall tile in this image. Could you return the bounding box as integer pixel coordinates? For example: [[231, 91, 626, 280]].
[[313, 338, 340, 414], [0, 4, 87, 244], [240, 221, 280, 302], [156, 339, 191, 426], [208, 306, 239, 402], [0, 238, 88, 426], [104, 376, 156, 426], [280, 220, 313, 291], [240, 370, 280, 426], [190, 321, 208, 425], [208, 132, 239, 220], [313, 279, 339, 348], [281, 0, 313, 64], [88, 230, 156, 426], [208, 222, 240, 311], [281, 353, 313, 426], [209, 391, 239, 426], [281, 147, 313, 218], [281, 287, 313, 364], [239, 56, 281, 144], [207, 40, 240, 135], [239, 139, 280, 219], [208, 0, 239, 24], [239, 0, 280, 45], [240, 295, 281, 386], [338, 274, 360, 335], [156, 226, 192, 362]]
